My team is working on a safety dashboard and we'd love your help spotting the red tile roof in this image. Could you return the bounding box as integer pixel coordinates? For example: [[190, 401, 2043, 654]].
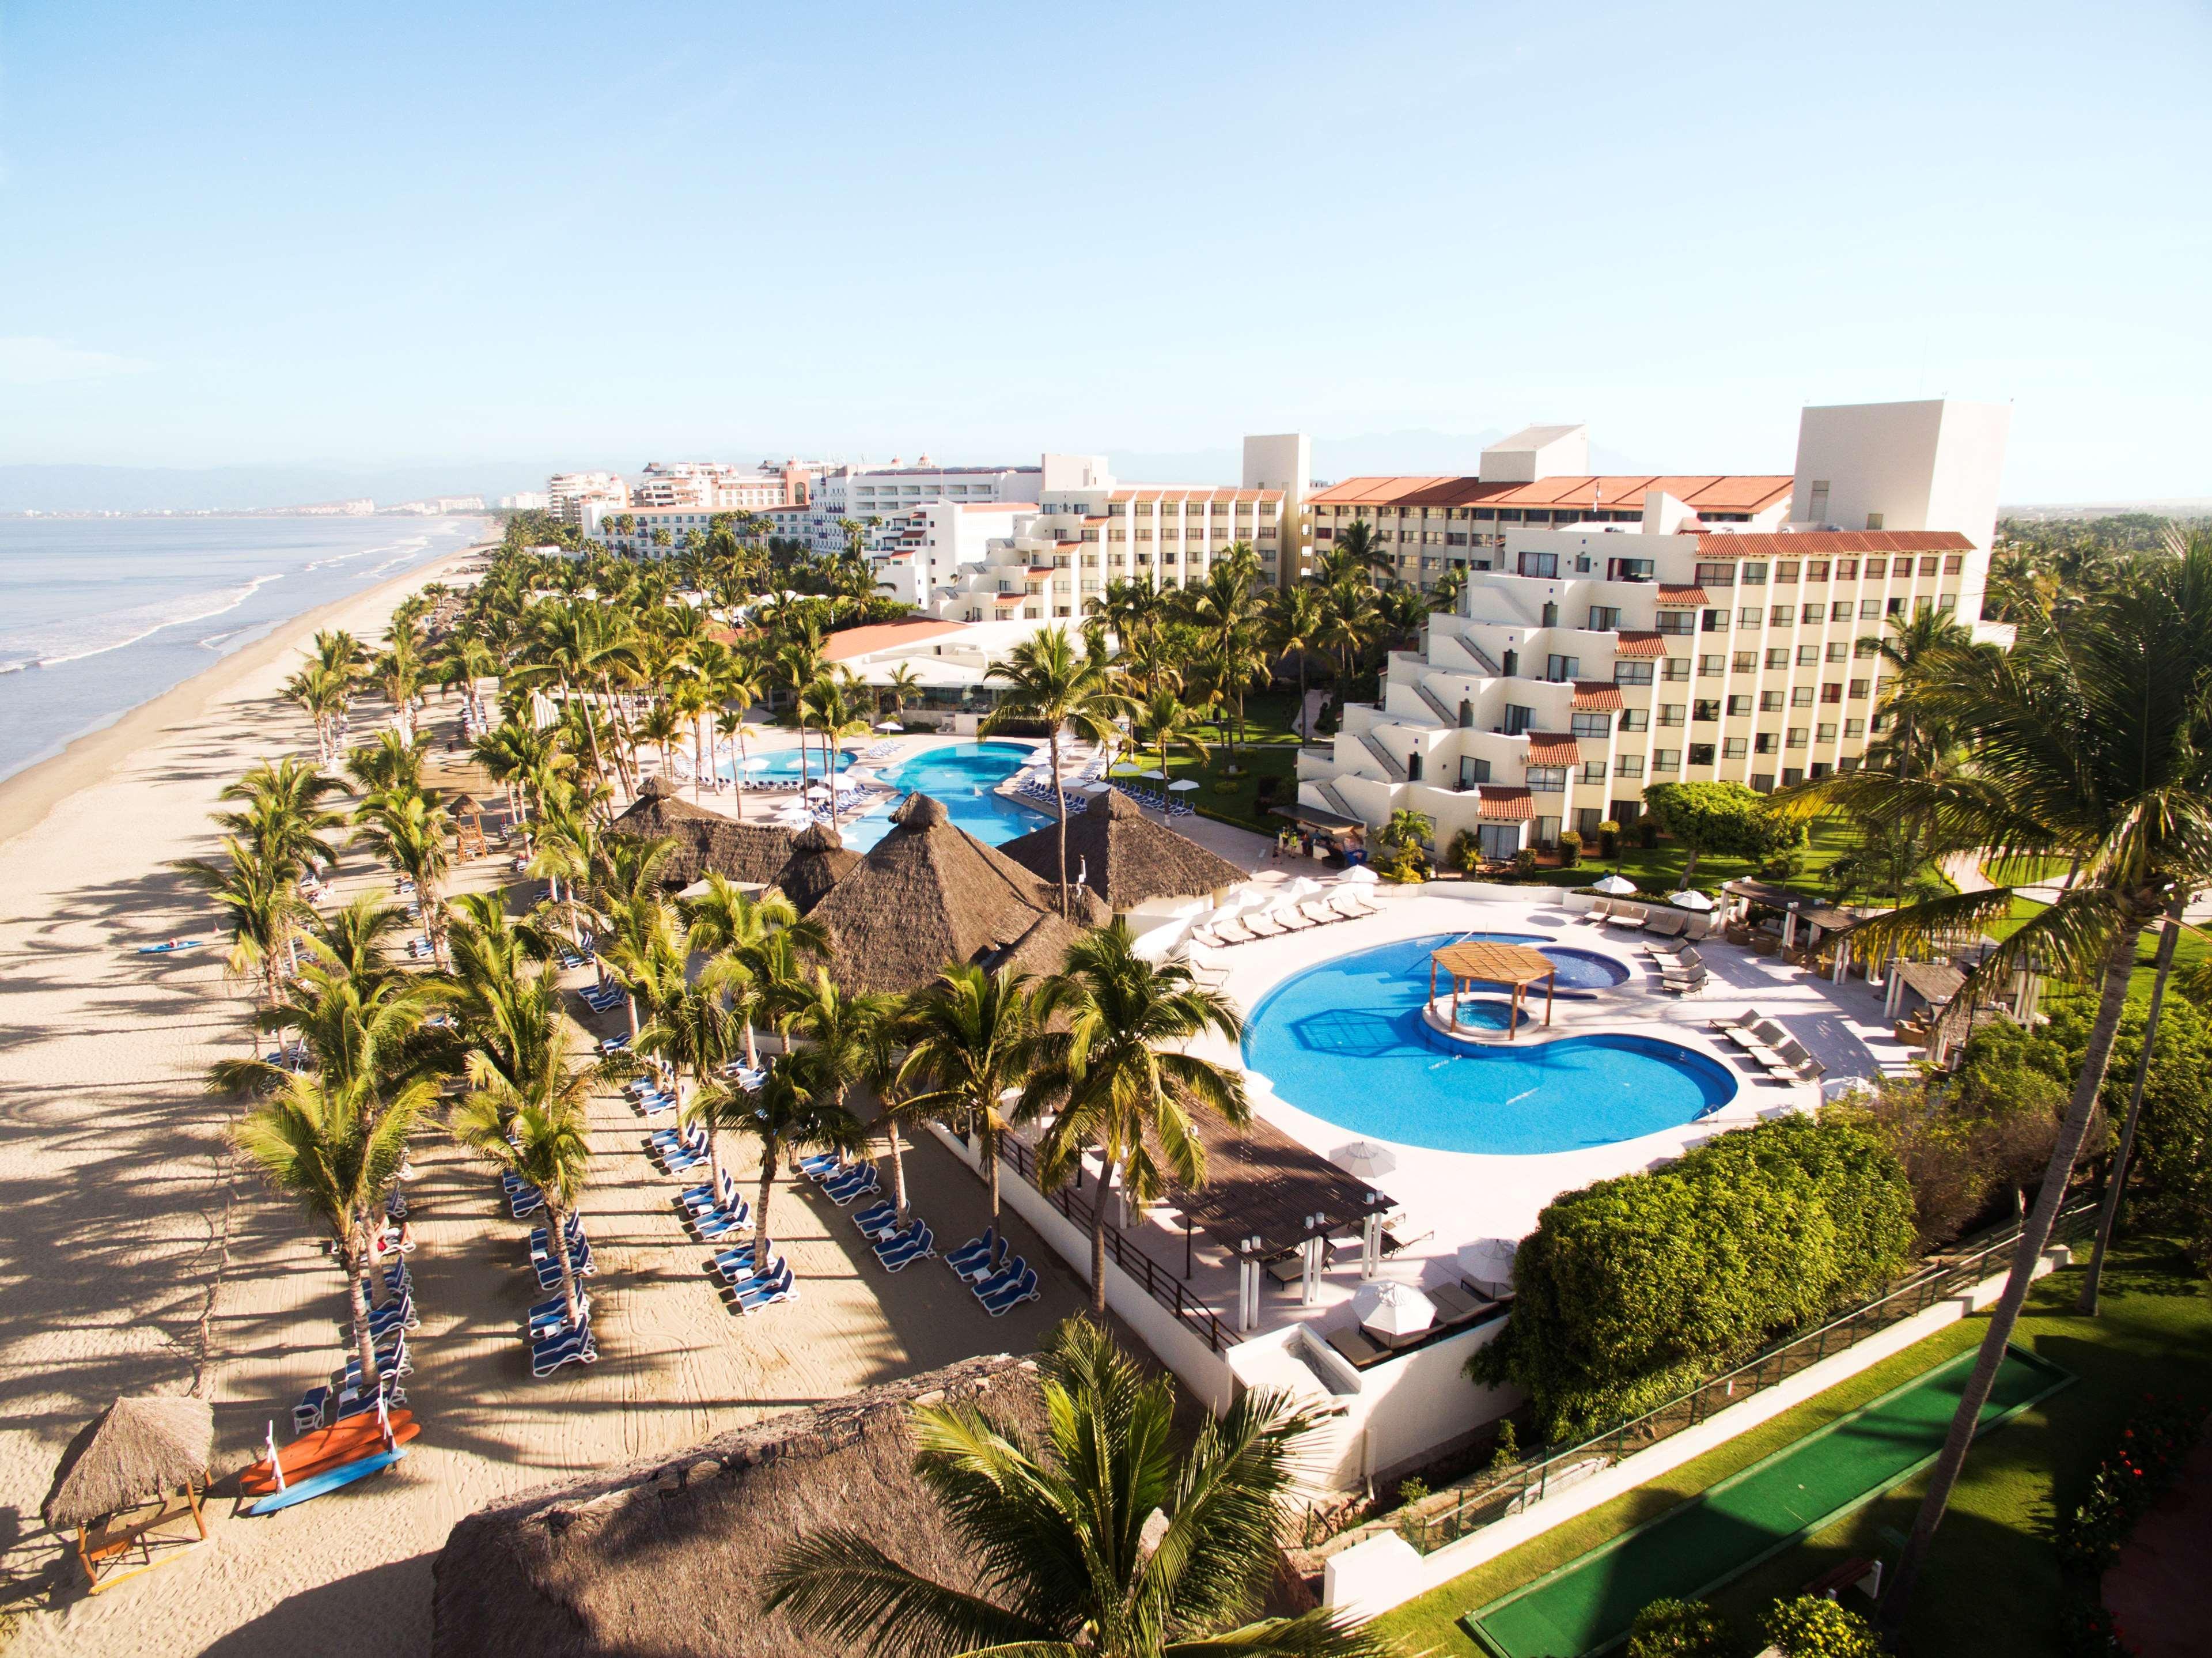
[[1572, 682, 1625, 711], [1614, 631, 1666, 657], [1524, 733, 1580, 765], [1106, 487, 1282, 504], [1656, 584, 1708, 605], [1307, 474, 1793, 515], [1691, 530, 1972, 558], [822, 619, 963, 661], [1476, 786, 1534, 822]]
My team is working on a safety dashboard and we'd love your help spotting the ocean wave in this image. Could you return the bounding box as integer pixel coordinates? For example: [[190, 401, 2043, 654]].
[[10, 572, 289, 669], [306, 535, 429, 572]]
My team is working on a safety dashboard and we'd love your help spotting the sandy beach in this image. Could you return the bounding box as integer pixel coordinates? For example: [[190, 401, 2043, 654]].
[[0, 552, 1098, 1656]]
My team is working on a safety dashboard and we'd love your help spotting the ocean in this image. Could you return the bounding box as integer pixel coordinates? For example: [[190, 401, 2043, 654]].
[[0, 514, 487, 784]]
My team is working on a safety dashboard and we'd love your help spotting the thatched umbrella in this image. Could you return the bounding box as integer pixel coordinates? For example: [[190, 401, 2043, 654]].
[[609, 777, 798, 890], [805, 793, 1108, 995], [996, 789, 1247, 914], [43, 1395, 213, 1592]]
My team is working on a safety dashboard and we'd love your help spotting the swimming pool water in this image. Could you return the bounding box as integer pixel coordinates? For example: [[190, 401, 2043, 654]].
[[1453, 931, 1630, 993], [721, 744, 855, 781], [1242, 933, 1736, 1155], [840, 741, 1051, 853]]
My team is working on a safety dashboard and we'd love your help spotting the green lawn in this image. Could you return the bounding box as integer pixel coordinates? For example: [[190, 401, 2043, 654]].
[[1494, 817, 1862, 902], [1372, 1237, 2212, 1658], [1114, 687, 1309, 836]]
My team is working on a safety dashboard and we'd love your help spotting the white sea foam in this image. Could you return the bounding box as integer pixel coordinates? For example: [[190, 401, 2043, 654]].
[[9, 572, 288, 669]]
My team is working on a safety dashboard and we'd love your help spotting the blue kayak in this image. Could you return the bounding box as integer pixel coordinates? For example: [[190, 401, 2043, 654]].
[[138, 939, 204, 955], [238, 1445, 406, 1515]]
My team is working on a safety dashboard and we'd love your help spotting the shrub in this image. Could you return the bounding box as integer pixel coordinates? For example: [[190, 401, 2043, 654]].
[[2054, 1395, 2203, 1573], [1510, 847, 1539, 878], [1643, 781, 1804, 884], [1253, 774, 1280, 804], [1828, 1071, 2065, 1248], [1627, 1597, 1738, 1657], [1558, 829, 1583, 867], [1468, 1118, 1916, 1437], [1599, 818, 1621, 861], [1487, 1417, 1518, 1470], [1446, 828, 1483, 875], [1762, 1595, 1879, 1657]]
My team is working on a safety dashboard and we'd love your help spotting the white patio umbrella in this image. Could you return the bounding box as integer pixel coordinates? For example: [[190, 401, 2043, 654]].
[[1456, 1237, 1520, 1294], [1339, 865, 1380, 886], [1352, 1280, 1436, 1340], [874, 720, 903, 732], [1168, 779, 1200, 792], [1332, 1140, 1397, 1180], [1671, 889, 1718, 911], [1081, 781, 1113, 795], [1591, 873, 1638, 895], [1140, 769, 1168, 780]]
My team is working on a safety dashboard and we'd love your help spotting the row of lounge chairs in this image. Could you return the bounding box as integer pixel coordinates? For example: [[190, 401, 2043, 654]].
[[947, 1227, 1041, 1314], [1709, 1009, 1830, 1085], [1192, 890, 1378, 948], [851, 1199, 930, 1272], [1111, 779, 1195, 816], [293, 1256, 415, 1430], [1580, 899, 1694, 938], [1641, 940, 1713, 996]]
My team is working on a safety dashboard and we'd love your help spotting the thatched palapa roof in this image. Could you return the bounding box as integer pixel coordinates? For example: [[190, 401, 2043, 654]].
[[806, 793, 1108, 994], [774, 820, 861, 914], [997, 790, 1248, 912], [609, 777, 798, 890], [431, 1354, 1043, 1658], [43, 1395, 213, 1528]]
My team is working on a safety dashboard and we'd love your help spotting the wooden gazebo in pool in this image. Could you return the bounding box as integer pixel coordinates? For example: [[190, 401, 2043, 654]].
[[1429, 940, 1557, 1040]]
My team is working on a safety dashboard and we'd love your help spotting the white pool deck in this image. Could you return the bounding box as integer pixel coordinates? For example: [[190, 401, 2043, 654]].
[[1125, 876, 1918, 1343]]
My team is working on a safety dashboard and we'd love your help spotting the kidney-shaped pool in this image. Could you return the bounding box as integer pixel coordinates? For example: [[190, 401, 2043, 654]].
[[1241, 932, 1736, 1155]]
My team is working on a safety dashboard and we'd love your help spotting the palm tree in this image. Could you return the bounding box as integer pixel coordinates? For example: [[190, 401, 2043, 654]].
[[353, 786, 454, 966], [513, 599, 633, 802], [857, 998, 922, 1224], [451, 1077, 596, 1327], [710, 1047, 863, 1269], [234, 1067, 431, 1392], [798, 672, 874, 817], [1868, 606, 1976, 780], [683, 877, 822, 1068], [899, 966, 1037, 1269], [1131, 689, 1212, 793], [882, 663, 922, 724], [1023, 921, 1250, 1318], [171, 838, 308, 1053], [216, 758, 348, 883], [1784, 537, 2212, 1635], [637, 985, 742, 1184], [283, 661, 353, 763], [983, 626, 1132, 914], [1329, 517, 1389, 581], [1315, 581, 1381, 723], [1262, 584, 1327, 739], [764, 1318, 1396, 1658], [343, 728, 426, 798]]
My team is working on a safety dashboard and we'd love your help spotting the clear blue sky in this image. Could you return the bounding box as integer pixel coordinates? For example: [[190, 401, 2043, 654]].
[[2, 1, 2205, 500]]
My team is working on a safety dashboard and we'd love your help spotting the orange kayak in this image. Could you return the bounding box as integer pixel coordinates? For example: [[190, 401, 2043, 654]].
[[240, 1411, 419, 1496]]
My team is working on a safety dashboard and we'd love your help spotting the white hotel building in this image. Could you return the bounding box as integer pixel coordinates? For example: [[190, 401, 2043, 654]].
[[1294, 400, 2012, 857], [790, 460, 1044, 555]]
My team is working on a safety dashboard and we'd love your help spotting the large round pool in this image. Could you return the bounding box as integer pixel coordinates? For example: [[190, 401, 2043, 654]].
[[721, 744, 855, 782], [1242, 933, 1737, 1155], [842, 742, 1052, 852]]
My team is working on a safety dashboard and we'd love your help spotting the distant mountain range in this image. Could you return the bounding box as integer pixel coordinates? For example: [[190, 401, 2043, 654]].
[[0, 463, 548, 514]]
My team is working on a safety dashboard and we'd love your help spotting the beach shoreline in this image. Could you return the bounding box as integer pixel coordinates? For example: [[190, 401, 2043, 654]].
[[0, 545, 490, 851]]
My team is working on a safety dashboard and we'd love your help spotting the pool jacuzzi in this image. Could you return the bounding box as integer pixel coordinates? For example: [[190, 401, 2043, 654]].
[[1241, 932, 1736, 1155]]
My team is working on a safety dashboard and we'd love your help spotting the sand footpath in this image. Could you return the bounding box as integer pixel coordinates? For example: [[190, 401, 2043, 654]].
[[0, 548, 1094, 1656]]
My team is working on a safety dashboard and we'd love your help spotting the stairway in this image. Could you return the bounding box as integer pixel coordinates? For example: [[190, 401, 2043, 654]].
[[1358, 730, 1408, 782]]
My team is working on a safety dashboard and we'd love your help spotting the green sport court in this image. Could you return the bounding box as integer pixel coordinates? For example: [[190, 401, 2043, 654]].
[[1460, 1345, 2071, 1657]]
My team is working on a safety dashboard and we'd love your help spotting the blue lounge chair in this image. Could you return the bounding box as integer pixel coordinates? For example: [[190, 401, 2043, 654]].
[[945, 1230, 999, 1280], [710, 1244, 763, 1282], [797, 1151, 844, 1180], [693, 1202, 750, 1241], [736, 1265, 797, 1313], [824, 1165, 879, 1206], [334, 1380, 406, 1421], [876, 1223, 934, 1273], [531, 1327, 596, 1377], [971, 1255, 1028, 1299], [852, 1199, 899, 1236], [529, 1299, 588, 1341], [293, 1385, 330, 1433], [980, 1266, 1040, 1317]]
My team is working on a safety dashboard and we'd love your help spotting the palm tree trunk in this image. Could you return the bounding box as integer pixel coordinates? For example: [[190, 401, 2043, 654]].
[[983, 1121, 1004, 1267], [753, 1144, 779, 1267], [734, 723, 751, 822], [884, 1118, 910, 1224], [343, 1232, 381, 1398], [2078, 889, 2189, 1314], [1087, 1158, 1111, 1319], [548, 1197, 585, 1327], [694, 717, 707, 804], [1878, 914, 2146, 1633], [1048, 729, 1070, 915]]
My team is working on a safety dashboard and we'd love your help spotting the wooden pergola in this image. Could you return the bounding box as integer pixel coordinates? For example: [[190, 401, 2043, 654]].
[[1429, 941, 1557, 1040]]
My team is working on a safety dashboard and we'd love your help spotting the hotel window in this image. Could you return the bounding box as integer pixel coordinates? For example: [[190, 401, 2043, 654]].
[[1724, 737, 1749, 758], [1588, 605, 1621, 630], [1845, 717, 1866, 737], [1581, 761, 1608, 783], [1752, 772, 1777, 793], [1776, 561, 1800, 582], [1654, 748, 1681, 772], [1888, 597, 1907, 616], [1830, 601, 1852, 620], [1459, 756, 1491, 786], [1658, 703, 1685, 726], [1807, 559, 1831, 581], [1733, 651, 1758, 673], [1688, 743, 1717, 766], [1702, 608, 1729, 631], [1821, 683, 1844, 704], [1740, 606, 1764, 626], [1694, 562, 1735, 586], [1809, 761, 1832, 780], [1726, 694, 1753, 716], [1817, 722, 1838, 741], [1518, 551, 1559, 578], [1614, 754, 1645, 779], [1919, 556, 1940, 576], [1503, 703, 1536, 735], [1865, 558, 1888, 578], [1796, 644, 1819, 665], [1772, 605, 1795, 625], [1620, 708, 1649, 732], [1944, 554, 1964, 574], [1546, 654, 1580, 682], [1753, 732, 1777, 754], [1607, 557, 1655, 581], [1808, 480, 1831, 520], [1826, 641, 1849, 662], [1937, 592, 1957, 612], [1855, 637, 1880, 658], [1792, 686, 1815, 707], [1847, 678, 1872, 701], [1694, 699, 1721, 722], [1740, 562, 1768, 585], [1786, 727, 1808, 748], [1571, 711, 1612, 739], [1860, 599, 1883, 618], [1662, 657, 1691, 681], [1765, 648, 1789, 668], [1760, 690, 1783, 711], [1836, 558, 1858, 578], [1527, 766, 1567, 793], [1699, 655, 1725, 677], [1799, 603, 1821, 624], [1613, 661, 1655, 686]]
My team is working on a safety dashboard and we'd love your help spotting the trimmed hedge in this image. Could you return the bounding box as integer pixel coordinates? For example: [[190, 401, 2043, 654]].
[[1470, 1117, 1917, 1437]]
